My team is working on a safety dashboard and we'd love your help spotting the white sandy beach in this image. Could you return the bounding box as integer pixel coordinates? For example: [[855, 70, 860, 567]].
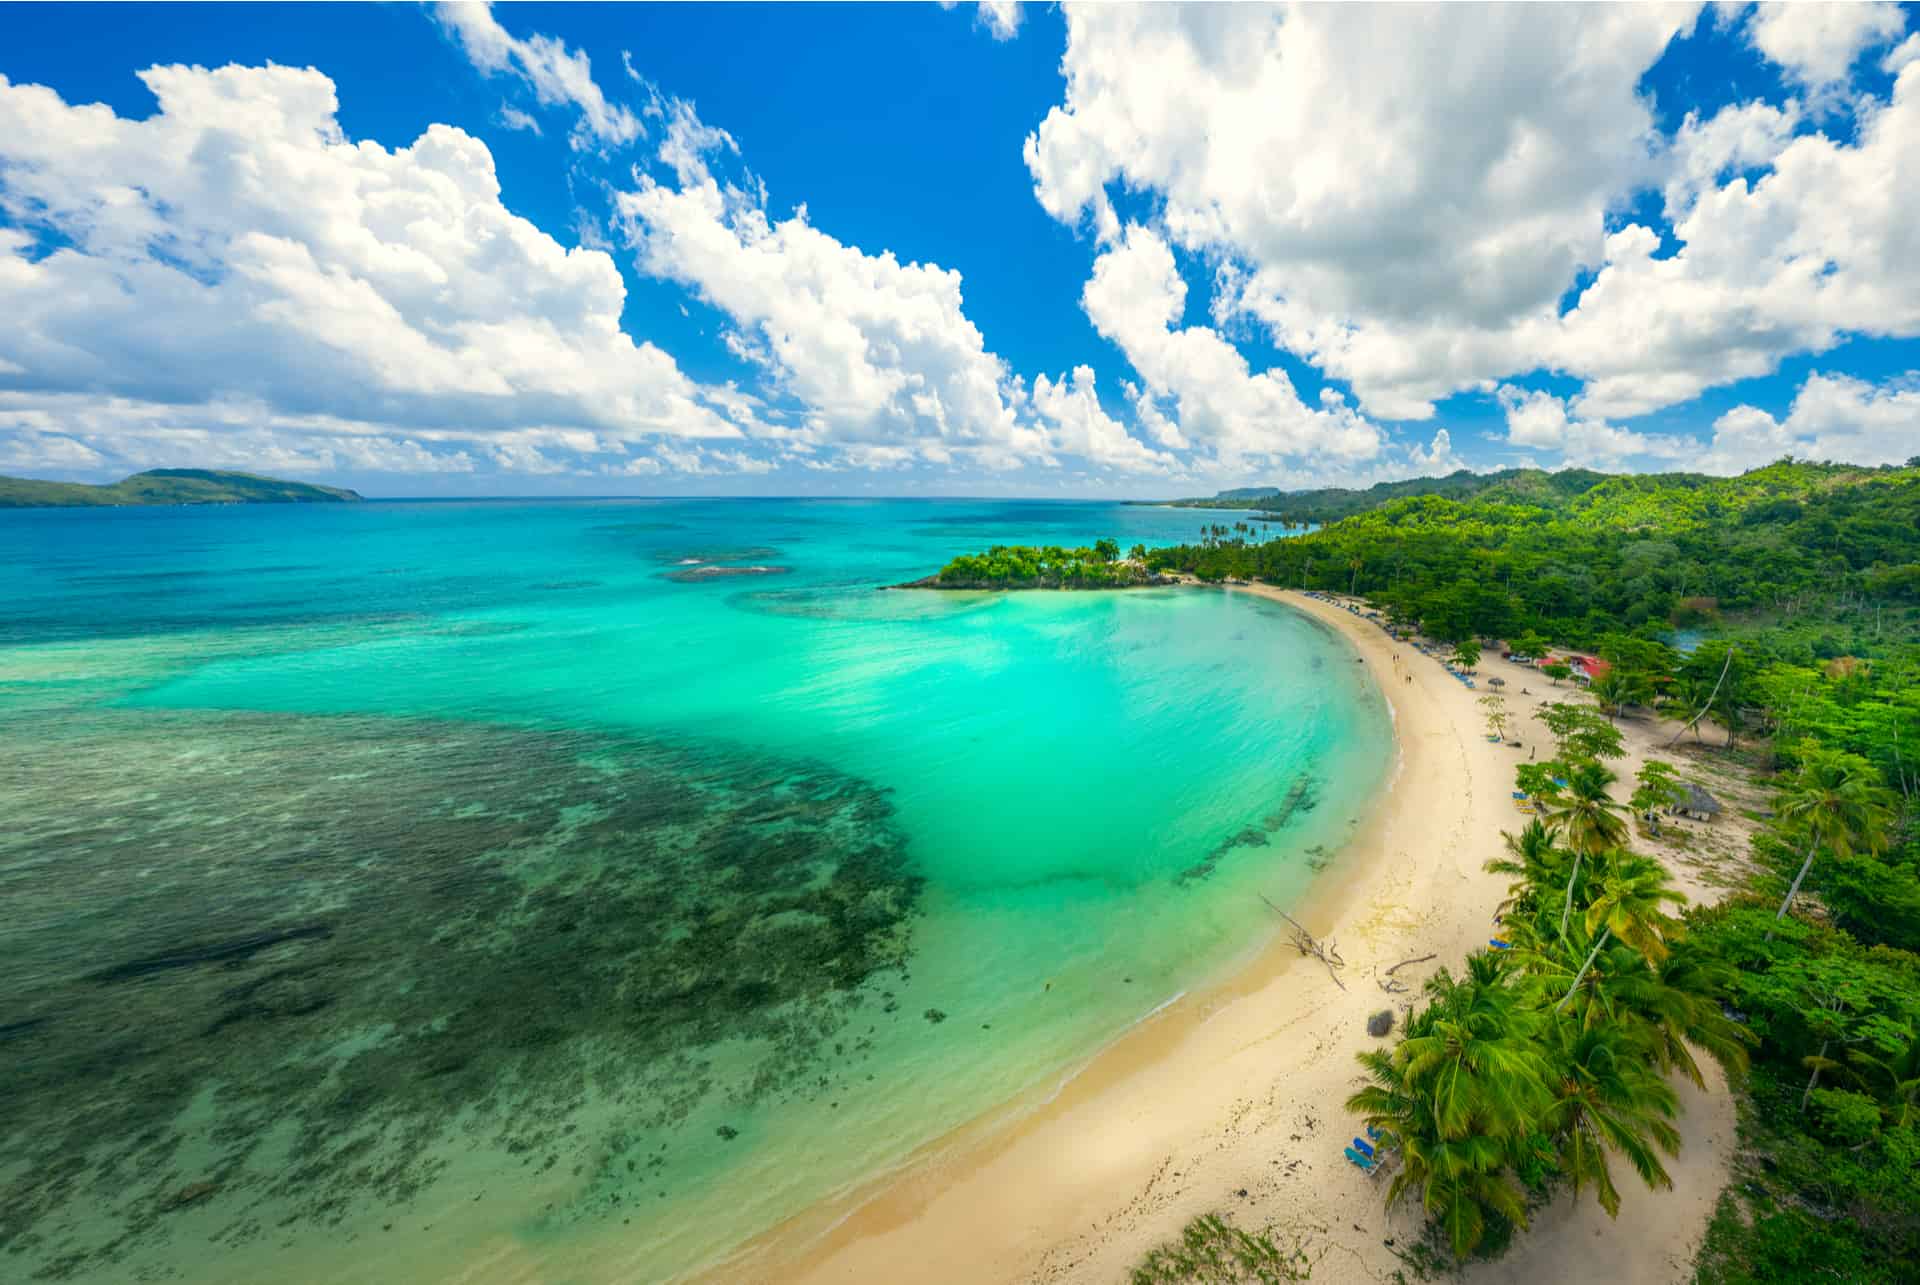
[[721, 586, 1743, 1285]]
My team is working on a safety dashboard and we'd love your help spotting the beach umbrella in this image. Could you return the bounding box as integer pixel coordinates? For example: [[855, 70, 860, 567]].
[[1487, 676, 1507, 688]]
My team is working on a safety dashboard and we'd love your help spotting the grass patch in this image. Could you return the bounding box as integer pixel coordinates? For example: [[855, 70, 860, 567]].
[[1131, 1214, 1320, 1283]]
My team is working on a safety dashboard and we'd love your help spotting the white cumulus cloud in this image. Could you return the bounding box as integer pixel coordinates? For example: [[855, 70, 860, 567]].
[[0, 64, 760, 478], [1742, 1, 1907, 91], [1494, 385, 1692, 467], [1081, 224, 1383, 472], [1027, 3, 1694, 420], [614, 98, 1175, 475], [435, 1, 642, 149], [1704, 370, 1920, 472]]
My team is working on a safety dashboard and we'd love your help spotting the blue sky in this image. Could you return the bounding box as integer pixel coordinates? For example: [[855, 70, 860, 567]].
[[1, 2, 1917, 497]]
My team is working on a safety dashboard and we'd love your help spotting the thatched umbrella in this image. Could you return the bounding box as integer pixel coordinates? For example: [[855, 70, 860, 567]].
[[1487, 676, 1507, 689]]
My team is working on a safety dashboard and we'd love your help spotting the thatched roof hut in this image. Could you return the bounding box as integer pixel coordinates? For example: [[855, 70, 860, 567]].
[[1675, 784, 1722, 821]]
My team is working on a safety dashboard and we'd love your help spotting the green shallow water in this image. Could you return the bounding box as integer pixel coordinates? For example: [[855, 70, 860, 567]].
[[0, 499, 1390, 1282]]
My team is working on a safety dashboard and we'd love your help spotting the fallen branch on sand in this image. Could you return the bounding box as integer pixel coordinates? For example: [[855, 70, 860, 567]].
[[1376, 952, 1436, 993], [1260, 894, 1347, 990]]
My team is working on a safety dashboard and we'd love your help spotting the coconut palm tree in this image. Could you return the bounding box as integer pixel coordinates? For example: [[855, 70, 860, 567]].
[[1769, 746, 1896, 935], [1849, 1026, 1920, 1129], [1538, 1019, 1682, 1217], [1557, 853, 1687, 1012], [1541, 761, 1629, 938], [1485, 820, 1567, 924], [1348, 954, 1546, 1258], [1665, 674, 1713, 739], [1396, 954, 1549, 1134], [1348, 1042, 1535, 1259], [1590, 670, 1630, 722], [1601, 944, 1753, 1088]]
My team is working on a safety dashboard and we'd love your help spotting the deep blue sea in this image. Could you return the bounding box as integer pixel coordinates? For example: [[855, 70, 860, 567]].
[[0, 498, 1390, 1282]]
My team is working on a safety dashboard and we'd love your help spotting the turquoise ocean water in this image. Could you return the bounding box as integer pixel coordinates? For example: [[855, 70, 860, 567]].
[[0, 499, 1390, 1282]]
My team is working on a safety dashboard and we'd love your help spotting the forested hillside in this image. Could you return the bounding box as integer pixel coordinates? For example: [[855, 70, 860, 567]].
[[1159, 466, 1617, 524], [1146, 459, 1920, 1280], [0, 469, 362, 508]]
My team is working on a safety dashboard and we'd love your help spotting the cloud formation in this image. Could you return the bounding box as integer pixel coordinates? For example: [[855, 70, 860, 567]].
[[1024, 0, 1920, 467], [435, 1, 641, 149], [615, 98, 1177, 475], [1705, 371, 1920, 471], [2, 4, 1914, 490], [1081, 224, 1382, 472], [1027, 4, 1693, 419], [0, 64, 751, 478]]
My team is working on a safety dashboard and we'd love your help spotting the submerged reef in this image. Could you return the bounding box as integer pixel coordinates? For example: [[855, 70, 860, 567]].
[[0, 710, 921, 1279], [1177, 773, 1321, 884]]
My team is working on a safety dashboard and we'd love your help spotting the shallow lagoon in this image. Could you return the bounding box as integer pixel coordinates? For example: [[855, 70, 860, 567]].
[[0, 499, 1390, 1281]]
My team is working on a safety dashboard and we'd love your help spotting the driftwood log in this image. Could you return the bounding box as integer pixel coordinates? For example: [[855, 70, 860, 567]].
[[1376, 952, 1437, 994], [1259, 894, 1346, 990]]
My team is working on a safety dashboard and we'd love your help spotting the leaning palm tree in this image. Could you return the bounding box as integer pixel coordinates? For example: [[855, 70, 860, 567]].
[[1849, 1026, 1920, 1129], [1770, 746, 1896, 934], [1348, 1045, 1535, 1259], [1397, 957, 1549, 1138], [1604, 943, 1754, 1088], [1665, 674, 1713, 740], [1538, 1019, 1683, 1217], [1558, 853, 1687, 1012], [1541, 761, 1629, 938], [1349, 954, 1546, 1259], [1485, 819, 1566, 923]]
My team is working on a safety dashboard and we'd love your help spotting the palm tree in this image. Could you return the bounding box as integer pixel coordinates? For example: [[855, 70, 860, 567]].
[[1538, 1020, 1682, 1217], [1541, 761, 1629, 938], [1849, 1026, 1920, 1129], [1397, 957, 1548, 1138], [1348, 954, 1546, 1259], [1592, 669, 1656, 722], [1590, 670, 1630, 722], [1557, 853, 1687, 1012], [1348, 1043, 1534, 1259], [1769, 747, 1896, 935], [1603, 944, 1754, 1088], [1665, 675, 1713, 740], [1485, 820, 1566, 924]]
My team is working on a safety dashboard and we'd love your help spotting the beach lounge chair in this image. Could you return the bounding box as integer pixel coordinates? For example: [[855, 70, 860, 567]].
[[1367, 1125, 1384, 1141], [1352, 1136, 1375, 1158], [1344, 1145, 1376, 1173], [1490, 938, 1512, 950]]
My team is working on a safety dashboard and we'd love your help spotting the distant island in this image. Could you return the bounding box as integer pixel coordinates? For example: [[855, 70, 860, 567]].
[[0, 468, 363, 509], [895, 540, 1174, 590]]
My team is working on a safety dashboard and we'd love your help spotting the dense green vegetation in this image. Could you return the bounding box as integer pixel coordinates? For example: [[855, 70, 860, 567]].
[[0, 468, 362, 508], [925, 540, 1165, 588], [1116, 460, 1920, 1279], [1155, 466, 1616, 525]]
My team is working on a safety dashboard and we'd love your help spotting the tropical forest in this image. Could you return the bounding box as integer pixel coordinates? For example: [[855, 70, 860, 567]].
[[1131, 460, 1920, 1281]]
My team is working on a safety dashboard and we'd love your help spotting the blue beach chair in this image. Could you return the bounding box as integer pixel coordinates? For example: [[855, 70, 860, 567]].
[[1352, 1136, 1375, 1158], [1367, 1125, 1384, 1141], [1490, 938, 1512, 950], [1344, 1145, 1376, 1173]]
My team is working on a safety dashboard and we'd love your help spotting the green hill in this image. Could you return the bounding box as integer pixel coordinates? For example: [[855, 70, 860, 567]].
[[0, 468, 363, 509], [1160, 467, 1619, 524]]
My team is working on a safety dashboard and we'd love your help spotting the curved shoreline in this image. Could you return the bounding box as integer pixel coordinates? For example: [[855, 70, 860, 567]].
[[708, 585, 1736, 1285]]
